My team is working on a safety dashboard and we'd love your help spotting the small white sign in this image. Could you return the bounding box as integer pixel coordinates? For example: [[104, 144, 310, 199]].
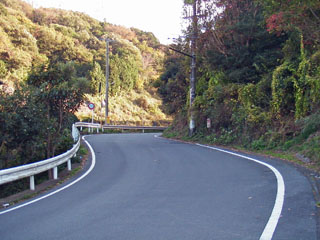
[[207, 118, 211, 128]]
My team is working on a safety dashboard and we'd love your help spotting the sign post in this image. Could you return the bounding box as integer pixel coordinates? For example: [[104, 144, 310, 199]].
[[88, 103, 95, 133], [207, 118, 211, 129]]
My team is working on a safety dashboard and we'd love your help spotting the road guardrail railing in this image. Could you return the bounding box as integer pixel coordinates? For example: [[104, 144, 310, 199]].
[[0, 125, 80, 191], [0, 122, 166, 192], [75, 122, 167, 133]]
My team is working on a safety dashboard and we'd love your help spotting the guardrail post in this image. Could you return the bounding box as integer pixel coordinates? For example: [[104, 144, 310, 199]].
[[53, 167, 58, 180], [67, 159, 72, 171], [0, 126, 81, 192], [30, 175, 35, 191], [97, 127, 99, 133]]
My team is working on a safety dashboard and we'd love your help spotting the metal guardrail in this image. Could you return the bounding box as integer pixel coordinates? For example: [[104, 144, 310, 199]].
[[0, 122, 165, 192], [75, 122, 167, 133], [0, 126, 80, 191]]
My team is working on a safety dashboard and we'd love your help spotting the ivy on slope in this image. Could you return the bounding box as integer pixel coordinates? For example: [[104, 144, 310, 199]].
[[159, 0, 320, 170]]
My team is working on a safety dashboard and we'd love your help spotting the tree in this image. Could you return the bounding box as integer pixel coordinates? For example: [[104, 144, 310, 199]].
[[108, 38, 142, 95], [27, 61, 90, 158], [89, 61, 105, 95], [33, 26, 93, 63], [257, 0, 320, 45], [0, 60, 7, 78], [199, 0, 286, 84], [157, 48, 188, 115], [0, 84, 47, 169]]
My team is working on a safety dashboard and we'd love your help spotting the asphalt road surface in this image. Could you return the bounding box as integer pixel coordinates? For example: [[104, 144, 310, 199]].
[[0, 133, 318, 240]]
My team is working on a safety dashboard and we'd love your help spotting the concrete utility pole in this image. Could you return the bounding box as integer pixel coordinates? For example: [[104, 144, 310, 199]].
[[185, 0, 198, 136], [189, 0, 197, 136], [170, 1, 198, 136], [102, 38, 114, 125]]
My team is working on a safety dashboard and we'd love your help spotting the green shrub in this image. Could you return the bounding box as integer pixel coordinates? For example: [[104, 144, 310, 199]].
[[0, 60, 7, 78], [251, 138, 267, 150], [300, 113, 320, 139]]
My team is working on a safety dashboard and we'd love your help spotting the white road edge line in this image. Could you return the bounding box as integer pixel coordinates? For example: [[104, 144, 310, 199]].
[[196, 143, 285, 240], [0, 136, 96, 215]]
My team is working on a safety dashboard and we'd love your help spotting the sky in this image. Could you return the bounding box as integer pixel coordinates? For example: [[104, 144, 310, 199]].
[[26, 0, 185, 44]]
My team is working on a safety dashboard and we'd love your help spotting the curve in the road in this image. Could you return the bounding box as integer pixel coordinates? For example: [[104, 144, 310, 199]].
[[196, 143, 285, 240], [0, 136, 96, 216], [0, 133, 316, 240]]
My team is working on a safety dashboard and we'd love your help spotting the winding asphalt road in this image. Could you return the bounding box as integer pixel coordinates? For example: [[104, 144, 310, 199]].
[[0, 133, 318, 239]]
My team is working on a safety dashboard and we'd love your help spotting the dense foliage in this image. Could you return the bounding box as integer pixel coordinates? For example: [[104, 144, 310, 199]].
[[159, 0, 320, 168], [0, 61, 89, 170], [0, 0, 163, 95], [0, 0, 166, 171]]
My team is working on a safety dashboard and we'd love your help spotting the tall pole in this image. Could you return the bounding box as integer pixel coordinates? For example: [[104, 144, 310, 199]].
[[105, 39, 109, 125], [102, 38, 115, 125], [189, 0, 197, 136]]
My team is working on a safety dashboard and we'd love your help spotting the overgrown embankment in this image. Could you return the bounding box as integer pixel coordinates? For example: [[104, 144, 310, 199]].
[[163, 111, 320, 171], [158, 0, 320, 171]]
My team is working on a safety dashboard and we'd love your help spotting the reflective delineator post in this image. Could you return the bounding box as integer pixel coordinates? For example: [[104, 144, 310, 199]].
[[53, 167, 58, 180], [30, 175, 35, 191], [68, 159, 72, 171]]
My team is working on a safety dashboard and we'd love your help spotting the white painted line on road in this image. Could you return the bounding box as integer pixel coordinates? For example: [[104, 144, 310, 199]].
[[196, 143, 285, 240], [0, 136, 96, 215]]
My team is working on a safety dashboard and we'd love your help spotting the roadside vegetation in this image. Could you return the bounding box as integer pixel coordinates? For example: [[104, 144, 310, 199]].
[[1, 0, 320, 198], [158, 0, 320, 171], [0, 0, 170, 196], [0, 0, 170, 168], [0, 144, 88, 200]]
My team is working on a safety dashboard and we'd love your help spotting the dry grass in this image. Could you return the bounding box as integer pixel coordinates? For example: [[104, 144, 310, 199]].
[[76, 88, 172, 126]]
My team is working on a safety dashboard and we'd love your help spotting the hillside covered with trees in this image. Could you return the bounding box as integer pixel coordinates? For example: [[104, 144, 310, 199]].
[[0, 0, 170, 171], [159, 0, 320, 169], [1, 0, 320, 179]]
